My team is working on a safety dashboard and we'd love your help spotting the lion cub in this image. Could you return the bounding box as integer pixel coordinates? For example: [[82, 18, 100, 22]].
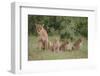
[[60, 41, 69, 51], [72, 38, 83, 50], [51, 39, 60, 52]]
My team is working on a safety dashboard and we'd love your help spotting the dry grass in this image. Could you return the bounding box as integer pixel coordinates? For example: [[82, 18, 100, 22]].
[[28, 35, 88, 60]]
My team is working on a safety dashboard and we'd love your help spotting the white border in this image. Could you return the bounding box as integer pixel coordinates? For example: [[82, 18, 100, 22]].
[[11, 2, 97, 74]]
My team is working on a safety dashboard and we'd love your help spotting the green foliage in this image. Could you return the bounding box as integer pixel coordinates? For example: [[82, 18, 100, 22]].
[[28, 15, 88, 39]]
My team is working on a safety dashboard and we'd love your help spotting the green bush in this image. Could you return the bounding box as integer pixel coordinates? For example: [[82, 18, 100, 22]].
[[28, 15, 88, 39]]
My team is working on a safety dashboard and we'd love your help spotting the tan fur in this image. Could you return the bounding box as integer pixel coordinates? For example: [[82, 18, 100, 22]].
[[48, 41, 53, 50], [51, 39, 60, 52], [72, 38, 83, 50], [35, 24, 48, 50], [60, 41, 69, 51]]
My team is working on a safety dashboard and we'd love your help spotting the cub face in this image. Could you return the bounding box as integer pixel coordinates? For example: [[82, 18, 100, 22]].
[[60, 41, 69, 51], [72, 38, 83, 50], [52, 39, 60, 52]]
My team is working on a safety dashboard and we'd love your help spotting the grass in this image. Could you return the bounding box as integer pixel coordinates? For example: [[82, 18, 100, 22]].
[[28, 35, 88, 61]]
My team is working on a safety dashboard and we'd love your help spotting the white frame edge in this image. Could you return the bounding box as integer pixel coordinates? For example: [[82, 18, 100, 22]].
[[11, 2, 21, 74]]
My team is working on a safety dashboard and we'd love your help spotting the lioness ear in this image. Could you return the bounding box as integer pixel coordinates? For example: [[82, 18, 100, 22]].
[[42, 24, 44, 27], [35, 23, 38, 25], [35, 23, 38, 29], [35, 23, 38, 27]]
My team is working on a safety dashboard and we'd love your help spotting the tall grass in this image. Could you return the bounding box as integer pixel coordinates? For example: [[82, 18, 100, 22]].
[[28, 35, 88, 60]]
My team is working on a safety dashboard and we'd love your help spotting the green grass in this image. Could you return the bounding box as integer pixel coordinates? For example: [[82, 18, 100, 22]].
[[28, 35, 88, 61]]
